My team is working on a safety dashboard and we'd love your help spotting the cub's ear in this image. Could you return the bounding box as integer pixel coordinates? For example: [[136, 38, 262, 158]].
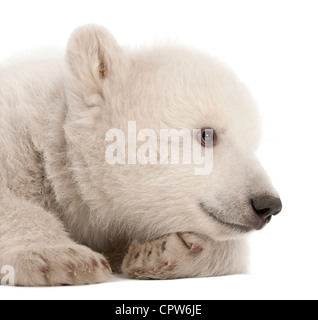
[[67, 25, 127, 98]]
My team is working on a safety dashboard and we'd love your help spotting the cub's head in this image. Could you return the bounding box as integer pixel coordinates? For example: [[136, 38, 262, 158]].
[[64, 25, 282, 242]]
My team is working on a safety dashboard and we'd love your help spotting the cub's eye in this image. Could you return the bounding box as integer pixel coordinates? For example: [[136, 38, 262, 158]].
[[199, 128, 216, 147]]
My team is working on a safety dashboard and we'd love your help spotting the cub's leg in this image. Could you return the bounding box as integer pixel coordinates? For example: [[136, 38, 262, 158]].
[[122, 233, 247, 280], [0, 190, 111, 286]]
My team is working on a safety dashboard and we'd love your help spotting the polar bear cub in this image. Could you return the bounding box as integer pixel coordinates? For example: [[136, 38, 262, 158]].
[[0, 25, 282, 286]]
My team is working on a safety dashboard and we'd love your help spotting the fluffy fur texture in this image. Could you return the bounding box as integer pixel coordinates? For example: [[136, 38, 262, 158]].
[[0, 25, 280, 286]]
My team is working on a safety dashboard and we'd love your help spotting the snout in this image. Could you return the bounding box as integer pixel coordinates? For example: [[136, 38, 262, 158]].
[[251, 195, 282, 230]]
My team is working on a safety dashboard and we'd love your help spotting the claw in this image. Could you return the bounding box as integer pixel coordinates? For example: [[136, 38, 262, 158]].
[[152, 267, 161, 275], [40, 267, 49, 279], [166, 261, 176, 270], [190, 244, 202, 253], [66, 265, 77, 276], [66, 266, 73, 273], [101, 259, 112, 273], [134, 270, 144, 277], [91, 258, 99, 269]]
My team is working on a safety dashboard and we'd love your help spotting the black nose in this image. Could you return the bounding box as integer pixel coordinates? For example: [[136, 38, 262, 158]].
[[252, 195, 282, 221]]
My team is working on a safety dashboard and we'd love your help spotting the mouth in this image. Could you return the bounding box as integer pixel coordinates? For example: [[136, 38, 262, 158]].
[[256, 216, 272, 230], [200, 203, 253, 234]]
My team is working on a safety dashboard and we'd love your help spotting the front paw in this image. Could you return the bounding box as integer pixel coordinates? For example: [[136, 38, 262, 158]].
[[121, 233, 205, 280], [4, 244, 112, 286]]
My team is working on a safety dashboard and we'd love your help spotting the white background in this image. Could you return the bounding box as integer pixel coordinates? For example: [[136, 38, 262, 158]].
[[0, 0, 317, 300]]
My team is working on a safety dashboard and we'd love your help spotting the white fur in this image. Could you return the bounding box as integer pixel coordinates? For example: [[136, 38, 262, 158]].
[[0, 25, 279, 286]]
